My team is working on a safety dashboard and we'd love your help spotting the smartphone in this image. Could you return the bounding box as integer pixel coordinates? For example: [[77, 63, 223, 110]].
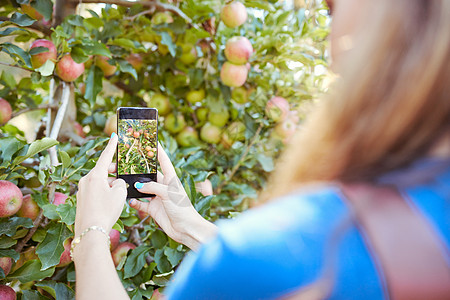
[[116, 107, 158, 198]]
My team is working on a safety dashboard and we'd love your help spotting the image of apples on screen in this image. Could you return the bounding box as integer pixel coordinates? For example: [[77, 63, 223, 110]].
[[118, 119, 157, 175]]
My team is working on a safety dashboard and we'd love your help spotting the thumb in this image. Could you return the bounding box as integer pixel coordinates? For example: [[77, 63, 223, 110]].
[[111, 179, 127, 198], [129, 198, 151, 213]]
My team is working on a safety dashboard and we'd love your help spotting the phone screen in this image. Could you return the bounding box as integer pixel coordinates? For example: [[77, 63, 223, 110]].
[[117, 107, 158, 198]]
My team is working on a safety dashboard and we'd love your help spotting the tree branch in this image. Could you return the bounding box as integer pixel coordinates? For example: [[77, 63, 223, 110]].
[[0, 61, 32, 73], [74, 0, 197, 28], [216, 123, 264, 194], [11, 104, 59, 118], [0, 16, 52, 36]]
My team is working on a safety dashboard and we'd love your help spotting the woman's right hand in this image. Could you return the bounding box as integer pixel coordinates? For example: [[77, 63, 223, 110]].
[[129, 143, 217, 251]]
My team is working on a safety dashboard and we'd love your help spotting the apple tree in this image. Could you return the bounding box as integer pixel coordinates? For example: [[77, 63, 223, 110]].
[[0, 0, 330, 298]]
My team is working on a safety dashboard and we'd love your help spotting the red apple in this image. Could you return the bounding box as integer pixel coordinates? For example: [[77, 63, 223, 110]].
[[96, 56, 117, 77], [208, 107, 230, 127], [21, 4, 43, 20], [112, 242, 136, 267], [137, 210, 152, 224], [149, 93, 171, 116], [0, 285, 15, 300], [57, 238, 72, 267], [74, 121, 86, 138], [30, 39, 57, 69], [16, 194, 40, 220], [186, 89, 205, 104], [265, 96, 290, 122], [0, 98, 12, 125], [176, 126, 199, 147], [126, 53, 143, 71], [104, 114, 117, 136], [0, 257, 12, 276], [133, 131, 140, 138], [221, 2, 247, 28], [147, 151, 155, 158], [224, 36, 253, 65], [151, 289, 163, 300], [53, 192, 67, 206], [200, 123, 222, 144], [195, 179, 213, 196], [0, 180, 23, 218], [220, 62, 248, 87], [55, 55, 85, 82], [109, 229, 120, 251], [164, 113, 186, 134]]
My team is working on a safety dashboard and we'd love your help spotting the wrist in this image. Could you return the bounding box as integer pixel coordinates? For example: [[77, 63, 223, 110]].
[[181, 211, 217, 251], [71, 226, 111, 261]]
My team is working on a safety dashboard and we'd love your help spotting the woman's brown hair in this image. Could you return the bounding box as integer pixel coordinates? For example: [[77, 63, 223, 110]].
[[262, 0, 450, 201]]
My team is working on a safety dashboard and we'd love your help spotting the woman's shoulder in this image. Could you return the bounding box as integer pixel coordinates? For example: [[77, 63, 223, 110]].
[[217, 184, 348, 252]]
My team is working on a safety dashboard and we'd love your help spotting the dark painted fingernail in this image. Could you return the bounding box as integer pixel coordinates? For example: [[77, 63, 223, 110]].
[[111, 132, 116, 138], [135, 182, 143, 189]]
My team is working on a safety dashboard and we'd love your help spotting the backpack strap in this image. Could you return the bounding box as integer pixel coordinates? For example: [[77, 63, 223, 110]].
[[341, 183, 450, 300]]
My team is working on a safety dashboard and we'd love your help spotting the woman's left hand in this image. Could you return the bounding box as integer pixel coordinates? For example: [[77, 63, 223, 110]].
[[75, 134, 127, 237]]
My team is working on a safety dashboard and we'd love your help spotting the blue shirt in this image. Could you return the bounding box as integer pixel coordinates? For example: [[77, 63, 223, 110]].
[[166, 159, 450, 299]]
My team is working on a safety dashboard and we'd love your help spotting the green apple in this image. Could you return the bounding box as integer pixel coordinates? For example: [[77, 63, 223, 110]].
[[200, 123, 222, 144], [176, 127, 199, 147], [231, 86, 249, 104], [149, 93, 171, 116], [165, 113, 186, 134], [196, 107, 209, 122], [208, 107, 229, 127], [186, 89, 205, 104]]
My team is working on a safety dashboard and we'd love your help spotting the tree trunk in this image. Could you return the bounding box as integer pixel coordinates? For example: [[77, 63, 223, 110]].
[[53, 0, 77, 26]]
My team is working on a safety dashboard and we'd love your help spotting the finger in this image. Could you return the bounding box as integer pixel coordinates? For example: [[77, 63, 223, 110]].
[[95, 134, 118, 173], [129, 198, 151, 213], [108, 163, 117, 174], [157, 142, 177, 179], [111, 178, 127, 195], [157, 170, 164, 183], [107, 177, 115, 186], [135, 181, 167, 198]]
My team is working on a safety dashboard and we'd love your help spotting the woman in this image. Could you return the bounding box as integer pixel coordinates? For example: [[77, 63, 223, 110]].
[[72, 0, 450, 299]]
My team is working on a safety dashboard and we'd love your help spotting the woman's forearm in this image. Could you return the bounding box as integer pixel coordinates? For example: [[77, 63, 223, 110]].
[[73, 231, 129, 300]]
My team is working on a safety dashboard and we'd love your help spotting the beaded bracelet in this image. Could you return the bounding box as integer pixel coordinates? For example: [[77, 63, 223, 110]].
[[70, 225, 110, 261]]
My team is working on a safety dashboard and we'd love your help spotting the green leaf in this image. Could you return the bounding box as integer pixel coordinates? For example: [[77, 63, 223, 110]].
[[159, 32, 176, 57], [0, 236, 17, 249], [195, 195, 212, 217], [31, 0, 53, 21], [85, 65, 103, 107], [0, 27, 28, 37], [13, 137, 58, 165], [10, 12, 36, 26], [21, 289, 47, 300], [0, 249, 20, 261], [256, 153, 274, 172], [0, 42, 32, 68], [42, 204, 59, 219], [35, 281, 75, 300], [123, 245, 151, 279], [154, 249, 171, 273], [59, 150, 71, 168], [110, 38, 135, 49], [150, 230, 167, 248], [0, 217, 33, 237], [36, 223, 72, 270], [56, 204, 76, 225], [81, 41, 111, 57], [0, 137, 24, 162], [36, 59, 55, 76], [8, 260, 55, 283], [164, 247, 184, 267], [117, 60, 138, 80]]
